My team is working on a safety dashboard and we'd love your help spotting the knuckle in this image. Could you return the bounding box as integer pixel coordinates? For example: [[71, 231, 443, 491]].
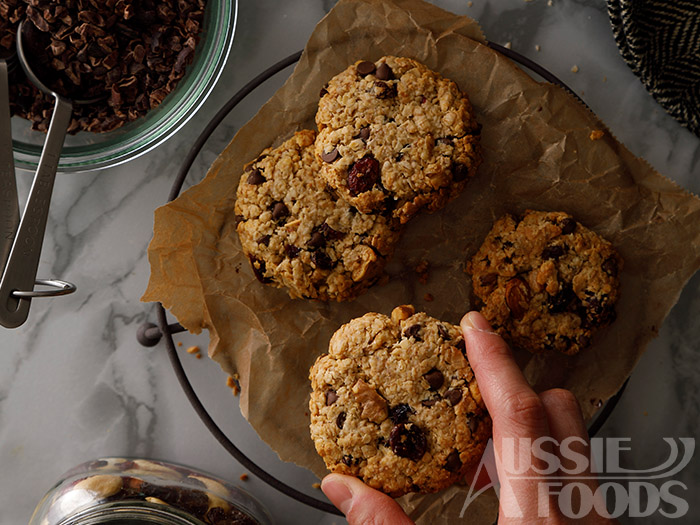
[[543, 388, 581, 413], [501, 391, 547, 429]]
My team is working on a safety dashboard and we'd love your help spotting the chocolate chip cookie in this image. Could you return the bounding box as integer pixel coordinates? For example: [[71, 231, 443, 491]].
[[309, 305, 491, 497], [234, 130, 402, 301], [467, 210, 622, 355], [315, 56, 482, 223]]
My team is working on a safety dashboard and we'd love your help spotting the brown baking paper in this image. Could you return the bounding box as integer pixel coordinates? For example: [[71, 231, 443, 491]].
[[142, 0, 700, 522]]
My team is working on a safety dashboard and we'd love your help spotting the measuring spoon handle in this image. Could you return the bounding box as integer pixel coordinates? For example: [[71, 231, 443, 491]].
[[0, 94, 72, 328], [0, 59, 19, 276]]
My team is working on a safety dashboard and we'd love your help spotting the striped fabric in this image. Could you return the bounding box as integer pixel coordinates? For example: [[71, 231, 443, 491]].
[[608, 0, 700, 136]]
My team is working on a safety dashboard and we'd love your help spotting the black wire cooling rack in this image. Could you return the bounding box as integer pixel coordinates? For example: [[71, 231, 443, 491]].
[[139, 45, 629, 517]]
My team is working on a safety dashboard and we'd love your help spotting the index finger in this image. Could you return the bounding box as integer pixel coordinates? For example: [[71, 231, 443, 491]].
[[461, 311, 549, 440]]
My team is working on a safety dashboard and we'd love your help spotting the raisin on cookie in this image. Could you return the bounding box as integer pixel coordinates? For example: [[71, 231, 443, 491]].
[[309, 305, 491, 497], [467, 210, 622, 355], [234, 130, 402, 301], [315, 56, 482, 223]]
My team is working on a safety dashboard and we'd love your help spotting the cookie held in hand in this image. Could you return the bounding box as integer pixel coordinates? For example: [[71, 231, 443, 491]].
[[467, 210, 622, 355], [309, 305, 491, 497], [315, 56, 482, 223], [234, 130, 402, 301]]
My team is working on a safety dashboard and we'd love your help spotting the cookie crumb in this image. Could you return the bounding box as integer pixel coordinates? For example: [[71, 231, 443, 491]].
[[177, 342, 183, 347], [239, 474, 249, 482], [571, 65, 579, 73], [415, 260, 430, 284], [603, 76, 608, 82], [424, 293, 434, 302], [547, 0, 553, 5], [467, 0, 473, 6], [535, 44, 541, 52], [589, 130, 604, 141], [504, 41, 512, 49], [227, 376, 241, 396], [312, 482, 321, 490], [186, 345, 200, 355]]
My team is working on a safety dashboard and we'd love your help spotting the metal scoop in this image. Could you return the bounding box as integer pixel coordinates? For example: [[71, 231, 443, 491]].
[[0, 46, 19, 278], [0, 21, 105, 328]]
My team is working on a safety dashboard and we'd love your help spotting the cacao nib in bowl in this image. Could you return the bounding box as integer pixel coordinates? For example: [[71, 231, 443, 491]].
[[9, 0, 237, 173]]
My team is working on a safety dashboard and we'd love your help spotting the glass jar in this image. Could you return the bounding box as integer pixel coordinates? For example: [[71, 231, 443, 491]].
[[29, 458, 272, 525]]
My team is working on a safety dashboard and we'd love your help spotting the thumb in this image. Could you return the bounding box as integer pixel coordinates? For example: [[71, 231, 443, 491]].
[[321, 474, 414, 525]]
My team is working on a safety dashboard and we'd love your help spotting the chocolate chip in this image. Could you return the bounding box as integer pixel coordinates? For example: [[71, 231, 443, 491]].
[[445, 389, 463, 406], [336, 412, 346, 429], [358, 126, 370, 140], [319, 85, 328, 97], [424, 368, 444, 390], [560, 218, 577, 235], [256, 234, 271, 245], [479, 273, 498, 287], [437, 324, 451, 340], [312, 251, 333, 270], [247, 169, 265, 185], [389, 424, 427, 461], [306, 231, 326, 249], [421, 398, 438, 407], [325, 389, 338, 406], [586, 297, 616, 325], [374, 80, 397, 99], [602, 256, 618, 277], [468, 416, 479, 433], [389, 403, 414, 424], [444, 450, 462, 473], [321, 147, 340, 163], [451, 163, 471, 182], [284, 244, 300, 258], [356, 60, 376, 76], [542, 244, 565, 260], [347, 155, 381, 196], [547, 284, 576, 313], [375, 63, 394, 80], [454, 338, 466, 355], [341, 454, 353, 466], [403, 324, 422, 341], [320, 222, 345, 240], [272, 202, 289, 220], [248, 255, 271, 283]]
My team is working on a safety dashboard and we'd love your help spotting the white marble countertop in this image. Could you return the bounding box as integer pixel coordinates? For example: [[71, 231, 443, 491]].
[[2, 1, 699, 524]]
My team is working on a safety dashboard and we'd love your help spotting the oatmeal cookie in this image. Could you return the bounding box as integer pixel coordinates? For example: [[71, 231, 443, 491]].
[[467, 210, 622, 355], [315, 56, 482, 223], [309, 305, 491, 497], [234, 130, 402, 301]]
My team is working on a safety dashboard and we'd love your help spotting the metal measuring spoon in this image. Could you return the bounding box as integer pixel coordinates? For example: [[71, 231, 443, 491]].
[[0, 45, 19, 277], [0, 21, 104, 328]]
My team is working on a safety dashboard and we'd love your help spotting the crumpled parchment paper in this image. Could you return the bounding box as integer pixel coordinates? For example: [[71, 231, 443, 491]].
[[142, 0, 700, 522]]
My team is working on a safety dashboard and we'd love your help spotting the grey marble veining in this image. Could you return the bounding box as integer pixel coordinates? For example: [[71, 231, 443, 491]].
[[1, 1, 698, 524]]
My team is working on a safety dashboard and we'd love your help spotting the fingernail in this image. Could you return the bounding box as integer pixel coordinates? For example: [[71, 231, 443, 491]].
[[460, 311, 493, 332], [321, 475, 353, 515]]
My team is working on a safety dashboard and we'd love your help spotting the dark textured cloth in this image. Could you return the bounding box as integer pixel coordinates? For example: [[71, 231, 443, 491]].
[[608, 0, 700, 136]]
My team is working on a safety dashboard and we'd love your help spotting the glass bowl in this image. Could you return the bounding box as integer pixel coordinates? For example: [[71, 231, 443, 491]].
[[11, 0, 238, 173]]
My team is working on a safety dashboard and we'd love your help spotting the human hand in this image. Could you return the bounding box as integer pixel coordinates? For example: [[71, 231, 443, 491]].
[[322, 310, 611, 524], [321, 473, 415, 525], [461, 311, 614, 524]]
